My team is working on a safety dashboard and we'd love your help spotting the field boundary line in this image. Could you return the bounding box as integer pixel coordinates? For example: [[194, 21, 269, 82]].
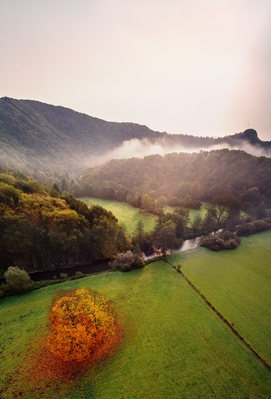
[[165, 259, 271, 372]]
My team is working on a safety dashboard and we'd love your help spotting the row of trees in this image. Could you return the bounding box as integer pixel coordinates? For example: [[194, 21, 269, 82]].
[[131, 197, 271, 256]]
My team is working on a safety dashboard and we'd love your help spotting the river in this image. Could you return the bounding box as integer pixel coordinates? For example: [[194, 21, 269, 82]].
[[178, 236, 203, 252], [0, 237, 204, 283]]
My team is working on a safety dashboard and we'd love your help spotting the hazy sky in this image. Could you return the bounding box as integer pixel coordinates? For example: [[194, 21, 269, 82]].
[[1, 0, 271, 140]]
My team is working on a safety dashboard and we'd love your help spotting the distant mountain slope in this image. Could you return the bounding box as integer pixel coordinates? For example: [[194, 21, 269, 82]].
[[0, 97, 270, 180], [0, 97, 159, 179]]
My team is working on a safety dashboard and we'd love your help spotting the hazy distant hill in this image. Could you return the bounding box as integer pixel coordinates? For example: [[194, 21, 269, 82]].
[[0, 97, 160, 179], [0, 97, 270, 180]]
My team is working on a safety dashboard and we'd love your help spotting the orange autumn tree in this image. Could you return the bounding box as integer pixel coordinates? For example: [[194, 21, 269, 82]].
[[46, 288, 121, 365]]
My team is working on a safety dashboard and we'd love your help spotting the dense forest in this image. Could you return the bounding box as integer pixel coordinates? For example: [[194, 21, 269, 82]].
[[78, 149, 271, 218], [0, 165, 131, 274]]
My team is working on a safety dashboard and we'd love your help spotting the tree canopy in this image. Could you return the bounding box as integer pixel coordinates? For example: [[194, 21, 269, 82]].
[[0, 166, 131, 272], [78, 149, 271, 218]]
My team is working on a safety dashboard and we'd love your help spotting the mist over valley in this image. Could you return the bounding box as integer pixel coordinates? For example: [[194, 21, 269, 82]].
[[2, 1, 271, 396], [1, 97, 271, 182]]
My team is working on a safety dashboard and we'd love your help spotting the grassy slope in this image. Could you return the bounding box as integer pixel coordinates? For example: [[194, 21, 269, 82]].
[[80, 197, 158, 235], [169, 230, 271, 362], [80, 197, 209, 235], [1, 262, 271, 398]]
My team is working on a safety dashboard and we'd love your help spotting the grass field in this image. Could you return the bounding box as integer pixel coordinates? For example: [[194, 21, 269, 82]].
[[1, 254, 271, 397], [169, 229, 271, 363], [80, 197, 209, 235], [80, 197, 158, 235]]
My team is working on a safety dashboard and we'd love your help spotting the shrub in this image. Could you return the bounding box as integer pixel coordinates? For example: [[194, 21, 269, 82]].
[[75, 271, 84, 277], [236, 219, 271, 237], [200, 231, 241, 251], [252, 220, 271, 233], [236, 223, 256, 236], [59, 272, 68, 280], [4, 266, 34, 294], [110, 250, 145, 272]]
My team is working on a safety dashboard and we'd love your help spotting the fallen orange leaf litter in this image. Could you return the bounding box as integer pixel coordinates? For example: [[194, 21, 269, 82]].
[[6, 288, 123, 397]]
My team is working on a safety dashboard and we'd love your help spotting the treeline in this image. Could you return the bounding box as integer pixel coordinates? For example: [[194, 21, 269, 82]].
[[0, 165, 131, 274], [77, 149, 271, 218], [2, 147, 271, 276], [1, 163, 271, 278]]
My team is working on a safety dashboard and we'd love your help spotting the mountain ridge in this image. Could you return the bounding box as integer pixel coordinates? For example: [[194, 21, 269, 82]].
[[0, 97, 270, 180]]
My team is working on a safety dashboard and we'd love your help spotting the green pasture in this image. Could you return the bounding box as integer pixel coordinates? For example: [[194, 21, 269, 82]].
[[80, 197, 209, 235], [188, 202, 209, 223], [165, 202, 209, 223], [80, 197, 158, 235], [1, 260, 271, 398], [169, 229, 271, 362]]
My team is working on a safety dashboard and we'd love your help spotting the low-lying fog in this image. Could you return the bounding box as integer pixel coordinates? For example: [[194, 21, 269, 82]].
[[91, 137, 271, 167], [1, 136, 270, 179]]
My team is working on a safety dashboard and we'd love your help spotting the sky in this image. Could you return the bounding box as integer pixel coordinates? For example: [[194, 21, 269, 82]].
[[1, 0, 271, 141]]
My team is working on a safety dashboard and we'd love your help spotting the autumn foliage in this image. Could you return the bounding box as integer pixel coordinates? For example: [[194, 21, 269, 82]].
[[46, 288, 122, 366], [15, 288, 122, 389]]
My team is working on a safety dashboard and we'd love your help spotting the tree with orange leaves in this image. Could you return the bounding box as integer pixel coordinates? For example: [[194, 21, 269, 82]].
[[47, 288, 121, 365]]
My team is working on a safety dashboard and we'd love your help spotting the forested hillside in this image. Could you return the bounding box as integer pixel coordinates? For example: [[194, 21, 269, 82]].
[[1, 97, 270, 182], [79, 149, 271, 217], [0, 165, 131, 273], [0, 97, 159, 179]]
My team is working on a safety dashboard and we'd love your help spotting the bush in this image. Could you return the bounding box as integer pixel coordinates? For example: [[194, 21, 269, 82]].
[[236, 223, 256, 236], [4, 266, 34, 294], [236, 219, 271, 236], [200, 231, 241, 251], [59, 272, 68, 280], [252, 220, 271, 233], [75, 271, 84, 277], [110, 250, 145, 272]]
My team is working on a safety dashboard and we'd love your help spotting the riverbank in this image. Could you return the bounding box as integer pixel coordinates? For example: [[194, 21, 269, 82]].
[[0, 260, 110, 284]]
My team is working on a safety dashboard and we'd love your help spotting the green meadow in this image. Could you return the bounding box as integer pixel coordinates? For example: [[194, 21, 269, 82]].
[[80, 197, 158, 235], [80, 197, 209, 235], [169, 230, 271, 363], [1, 232, 271, 398]]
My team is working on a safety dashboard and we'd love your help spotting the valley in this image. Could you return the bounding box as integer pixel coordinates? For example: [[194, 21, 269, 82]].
[[1, 97, 271, 398], [1, 232, 271, 398]]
